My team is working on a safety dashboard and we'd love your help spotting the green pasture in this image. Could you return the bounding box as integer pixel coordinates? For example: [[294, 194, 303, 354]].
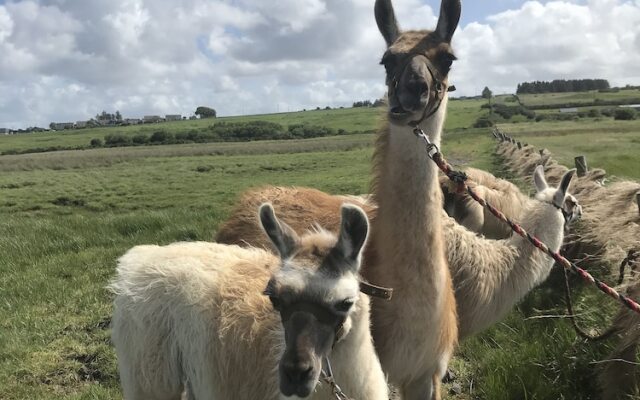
[[0, 100, 483, 155], [1, 96, 639, 399], [499, 119, 640, 180], [518, 88, 640, 106]]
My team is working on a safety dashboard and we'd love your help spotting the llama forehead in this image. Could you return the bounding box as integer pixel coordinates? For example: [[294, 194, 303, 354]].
[[535, 187, 557, 202], [272, 264, 359, 303], [388, 30, 454, 58]]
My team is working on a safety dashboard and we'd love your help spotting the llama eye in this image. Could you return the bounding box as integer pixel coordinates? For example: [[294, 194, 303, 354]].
[[335, 299, 354, 312], [440, 54, 456, 70], [269, 296, 281, 310]]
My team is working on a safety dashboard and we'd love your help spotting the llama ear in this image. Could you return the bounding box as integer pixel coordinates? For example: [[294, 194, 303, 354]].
[[332, 204, 369, 271], [259, 203, 299, 259], [553, 169, 576, 206], [375, 0, 401, 47], [436, 0, 462, 43], [533, 165, 548, 192]]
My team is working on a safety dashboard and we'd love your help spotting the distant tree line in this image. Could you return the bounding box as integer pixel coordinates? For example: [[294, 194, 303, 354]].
[[352, 99, 385, 108], [516, 79, 610, 94], [91, 121, 353, 149]]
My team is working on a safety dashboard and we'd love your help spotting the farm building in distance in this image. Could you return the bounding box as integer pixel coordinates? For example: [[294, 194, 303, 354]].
[[559, 108, 578, 113], [165, 114, 182, 121], [75, 121, 88, 129], [143, 115, 163, 123], [0, 128, 9, 135], [123, 118, 142, 125], [51, 122, 75, 130]]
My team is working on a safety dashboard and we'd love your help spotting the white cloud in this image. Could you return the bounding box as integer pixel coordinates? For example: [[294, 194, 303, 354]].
[[452, 0, 640, 94], [0, 0, 639, 128]]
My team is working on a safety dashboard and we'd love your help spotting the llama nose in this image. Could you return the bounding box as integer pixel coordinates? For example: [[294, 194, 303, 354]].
[[408, 75, 429, 97], [283, 362, 314, 385]]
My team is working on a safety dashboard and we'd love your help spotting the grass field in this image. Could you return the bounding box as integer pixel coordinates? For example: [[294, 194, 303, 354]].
[[498, 119, 640, 180], [1, 91, 639, 399], [518, 88, 640, 106], [0, 99, 485, 155]]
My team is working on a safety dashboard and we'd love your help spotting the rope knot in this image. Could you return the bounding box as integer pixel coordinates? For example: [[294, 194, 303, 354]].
[[448, 170, 468, 194]]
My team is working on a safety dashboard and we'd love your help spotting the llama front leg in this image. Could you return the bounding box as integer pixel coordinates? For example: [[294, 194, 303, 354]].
[[401, 372, 434, 400]]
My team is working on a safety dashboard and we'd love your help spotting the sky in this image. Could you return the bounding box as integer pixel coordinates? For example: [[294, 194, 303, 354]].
[[0, 0, 639, 129]]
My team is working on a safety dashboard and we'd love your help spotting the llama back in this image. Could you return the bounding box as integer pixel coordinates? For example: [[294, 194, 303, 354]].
[[110, 241, 286, 399]]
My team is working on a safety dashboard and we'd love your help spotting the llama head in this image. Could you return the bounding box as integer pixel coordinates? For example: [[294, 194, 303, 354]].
[[533, 165, 583, 225], [375, 0, 461, 124], [259, 203, 369, 398]]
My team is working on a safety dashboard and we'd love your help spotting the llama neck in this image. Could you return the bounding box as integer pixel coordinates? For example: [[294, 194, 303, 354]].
[[370, 100, 448, 288], [329, 295, 389, 400], [509, 201, 566, 286], [457, 201, 566, 338]]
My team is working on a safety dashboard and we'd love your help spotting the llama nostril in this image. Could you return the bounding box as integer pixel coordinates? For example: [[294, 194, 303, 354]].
[[300, 365, 313, 381], [285, 364, 314, 384]]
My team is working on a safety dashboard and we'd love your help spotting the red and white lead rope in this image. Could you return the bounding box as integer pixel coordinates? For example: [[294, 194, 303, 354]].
[[413, 126, 640, 315]]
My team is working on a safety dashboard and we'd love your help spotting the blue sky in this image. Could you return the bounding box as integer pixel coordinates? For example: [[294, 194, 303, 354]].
[[0, 0, 639, 128], [462, 0, 536, 24]]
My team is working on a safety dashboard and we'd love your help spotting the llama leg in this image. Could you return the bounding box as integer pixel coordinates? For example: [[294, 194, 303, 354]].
[[188, 372, 219, 400], [431, 374, 441, 400], [401, 372, 433, 400]]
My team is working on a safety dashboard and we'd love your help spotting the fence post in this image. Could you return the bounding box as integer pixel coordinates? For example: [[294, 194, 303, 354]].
[[492, 130, 499, 139], [574, 155, 588, 177], [539, 149, 546, 156], [636, 192, 640, 215], [517, 142, 522, 150], [540, 154, 551, 166]]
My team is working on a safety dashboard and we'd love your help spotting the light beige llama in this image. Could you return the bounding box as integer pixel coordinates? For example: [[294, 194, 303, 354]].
[[110, 204, 389, 400]]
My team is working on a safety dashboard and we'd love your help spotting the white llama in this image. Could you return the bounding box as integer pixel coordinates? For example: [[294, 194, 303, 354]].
[[110, 204, 388, 400]]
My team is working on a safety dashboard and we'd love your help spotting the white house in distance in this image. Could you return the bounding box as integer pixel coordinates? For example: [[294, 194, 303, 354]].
[[51, 122, 75, 130], [123, 118, 142, 125], [165, 114, 182, 121], [143, 115, 163, 123]]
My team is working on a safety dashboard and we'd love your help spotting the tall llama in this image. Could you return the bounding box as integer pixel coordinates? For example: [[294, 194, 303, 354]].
[[217, 167, 580, 340], [110, 204, 389, 400], [440, 167, 582, 239], [222, 1, 462, 398]]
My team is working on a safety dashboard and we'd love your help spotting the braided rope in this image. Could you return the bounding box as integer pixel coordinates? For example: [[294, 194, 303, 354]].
[[413, 127, 640, 315]]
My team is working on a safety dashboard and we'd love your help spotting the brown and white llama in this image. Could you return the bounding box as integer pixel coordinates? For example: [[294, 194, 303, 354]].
[[441, 167, 582, 239], [217, 167, 580, 340], [110, 204, 389, 400], [223, 1, 462, 398]]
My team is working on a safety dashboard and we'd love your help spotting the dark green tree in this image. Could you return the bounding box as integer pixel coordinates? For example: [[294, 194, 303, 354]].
[[195, 106, 217, 118], [482, 86, 493, 99]]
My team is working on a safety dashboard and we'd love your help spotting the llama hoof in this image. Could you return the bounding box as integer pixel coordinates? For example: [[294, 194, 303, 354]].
[[443, 368, 456, 383], [449, 382, 463, 395]]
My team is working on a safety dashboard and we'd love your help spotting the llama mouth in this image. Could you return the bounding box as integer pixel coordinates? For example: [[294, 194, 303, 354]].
[[389, 106, 410, 118]]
